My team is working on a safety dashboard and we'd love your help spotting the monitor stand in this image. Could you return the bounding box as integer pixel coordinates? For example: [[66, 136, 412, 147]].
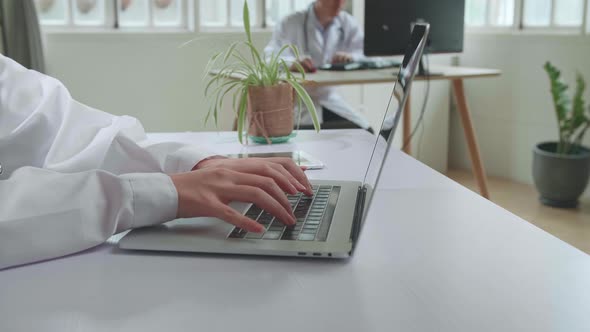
[[418, 58, 443, 77]]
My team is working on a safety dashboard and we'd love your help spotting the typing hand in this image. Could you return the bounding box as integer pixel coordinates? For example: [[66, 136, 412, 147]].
[[290, 58, 316, 73], [171, 158, 313, 233], [170, 168, 296, 233], [331, 52, 353, 64], [195, 157, 313, 196]]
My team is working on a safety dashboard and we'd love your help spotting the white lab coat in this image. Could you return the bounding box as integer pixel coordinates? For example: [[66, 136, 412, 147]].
[[0, 54, 214, 270], [264, 5, 370, 129]]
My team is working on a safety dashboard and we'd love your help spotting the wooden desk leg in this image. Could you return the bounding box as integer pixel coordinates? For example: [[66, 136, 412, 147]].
[[402, 93, 412, 155], [452, 79, 490, 199]]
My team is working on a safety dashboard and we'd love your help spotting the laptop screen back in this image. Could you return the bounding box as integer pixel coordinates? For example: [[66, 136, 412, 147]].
[[360, 23, 430, 227]]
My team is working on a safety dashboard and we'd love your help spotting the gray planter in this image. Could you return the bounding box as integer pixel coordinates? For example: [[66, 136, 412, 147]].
[[533, 142, 590, 208]]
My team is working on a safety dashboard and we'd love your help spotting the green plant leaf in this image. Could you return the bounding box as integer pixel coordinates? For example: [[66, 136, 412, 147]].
[[237, 87, 249, 144], [295, 90, 303, 131], [204, 74, 222, 96], [288, 78, 320, 132], [243, 1, 252, 44], [287, 45, 306, 80], [544, 61, 571, 152], [203, 51, 223, 80], [245, 41, 265, 78], [217, 81, 243, 112], [241, 1, 266, 76], [231, 52, 262, 85], [204, 105, 212, 125], [289, 44, 302, 62], [543, 62, 590, 153], [572, 73, 587, 128], [223, 42, 240, 64], [280, 59, 293, 80], [272, 44, 292, 67], [289, 61, 307, 78]]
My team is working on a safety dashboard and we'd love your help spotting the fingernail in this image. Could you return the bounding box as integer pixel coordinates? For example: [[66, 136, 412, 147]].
[[296, 183, 306, 191], [256, 225, 266, 233]]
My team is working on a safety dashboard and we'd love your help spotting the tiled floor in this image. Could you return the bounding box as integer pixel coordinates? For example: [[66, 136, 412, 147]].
[[447, 169, 590, 255]]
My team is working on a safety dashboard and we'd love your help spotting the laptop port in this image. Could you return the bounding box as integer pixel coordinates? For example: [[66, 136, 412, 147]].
[[312, 253, 322, 257], [297, 252, 307, 256]]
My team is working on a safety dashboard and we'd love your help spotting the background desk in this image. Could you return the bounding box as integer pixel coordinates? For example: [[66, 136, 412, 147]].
[[304, 65, 500, 199], [1, 130, 589, 332], [212, 65, 500, 199]]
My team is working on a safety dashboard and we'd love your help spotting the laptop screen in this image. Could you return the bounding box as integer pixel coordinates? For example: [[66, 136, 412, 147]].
[[360, 23, 430, 226]]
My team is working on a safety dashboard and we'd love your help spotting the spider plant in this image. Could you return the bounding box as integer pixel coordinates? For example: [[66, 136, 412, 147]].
[[204, 1, 319, 143]]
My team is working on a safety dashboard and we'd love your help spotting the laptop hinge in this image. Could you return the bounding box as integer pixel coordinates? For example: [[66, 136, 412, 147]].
[[349, 185, 367, 252]]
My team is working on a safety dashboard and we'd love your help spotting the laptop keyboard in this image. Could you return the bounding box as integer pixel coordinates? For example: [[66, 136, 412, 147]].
[[228, 185, 340, 241]]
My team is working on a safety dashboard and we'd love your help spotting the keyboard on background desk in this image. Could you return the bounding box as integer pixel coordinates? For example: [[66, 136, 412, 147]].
[[319, 59, 400, 71]]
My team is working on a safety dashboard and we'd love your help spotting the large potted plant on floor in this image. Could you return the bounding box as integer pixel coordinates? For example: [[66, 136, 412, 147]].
[[204, 1, 319, 144], [533, 62, 590, 208]]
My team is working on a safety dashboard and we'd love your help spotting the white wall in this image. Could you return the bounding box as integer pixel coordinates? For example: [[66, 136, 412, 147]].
[[453, 33, 590, 198], [44, 31, 273, 132]]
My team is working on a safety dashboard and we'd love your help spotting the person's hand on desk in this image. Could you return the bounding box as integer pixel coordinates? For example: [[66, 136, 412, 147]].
[[170, 158, 313, 233], [290, 58, 317, 73], [194, 157, 313, 196], [331, 52, 353, 64]]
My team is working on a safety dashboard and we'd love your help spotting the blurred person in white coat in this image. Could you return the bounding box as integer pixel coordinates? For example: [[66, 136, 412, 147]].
[[264, 0, 372, 131], [0, 54, 313, 270]]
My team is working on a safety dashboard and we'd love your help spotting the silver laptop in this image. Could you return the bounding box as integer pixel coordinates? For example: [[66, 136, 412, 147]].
[[119, 23, 430, 258]]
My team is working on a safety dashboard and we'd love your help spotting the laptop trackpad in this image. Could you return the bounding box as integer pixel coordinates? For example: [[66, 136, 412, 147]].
[[162, 218, 232, 238]]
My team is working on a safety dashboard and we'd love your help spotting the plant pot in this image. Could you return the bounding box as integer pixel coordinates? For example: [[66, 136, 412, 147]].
[[532, 142, 590, 208], [247, 83, 294, 144]]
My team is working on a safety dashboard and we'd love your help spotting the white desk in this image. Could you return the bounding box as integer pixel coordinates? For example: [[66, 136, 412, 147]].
[[300, 65, 500, 86], [1, 130, 590, 332]]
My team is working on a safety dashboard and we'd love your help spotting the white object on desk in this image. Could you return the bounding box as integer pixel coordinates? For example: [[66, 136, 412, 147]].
[[1, 130, 589, 332], [225, 150, 325, 170]]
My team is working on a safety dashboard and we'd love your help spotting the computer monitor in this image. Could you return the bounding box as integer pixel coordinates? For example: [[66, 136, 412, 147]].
[[364, 0, 465, 56]]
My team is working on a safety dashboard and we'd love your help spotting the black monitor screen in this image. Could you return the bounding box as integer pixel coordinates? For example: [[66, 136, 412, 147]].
[[364, 0, 465, 56]]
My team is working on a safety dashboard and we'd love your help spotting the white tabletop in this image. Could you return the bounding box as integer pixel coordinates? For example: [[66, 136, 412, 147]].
[[211, 65, 501, 87], [304, 65, 501, 86], [1, 130, 589, 332]]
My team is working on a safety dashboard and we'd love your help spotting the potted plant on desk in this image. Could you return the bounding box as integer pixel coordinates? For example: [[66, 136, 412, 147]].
[[533, 62, 590, 208], [204, 1, 319, 144]]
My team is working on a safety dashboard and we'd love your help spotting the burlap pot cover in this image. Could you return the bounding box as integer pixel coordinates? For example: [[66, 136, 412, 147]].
[[247, 83, 294, 143]]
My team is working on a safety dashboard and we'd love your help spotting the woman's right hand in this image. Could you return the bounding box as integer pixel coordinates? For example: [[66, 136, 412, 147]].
[[169, 166, 301, 233]]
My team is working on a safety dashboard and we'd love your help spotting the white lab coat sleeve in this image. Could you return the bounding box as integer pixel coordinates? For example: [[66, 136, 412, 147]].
[[0, 54, 215, 176], [264, 17, 297, 63], [0, 167, 177, 270], [344, 16, 365, 62]]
